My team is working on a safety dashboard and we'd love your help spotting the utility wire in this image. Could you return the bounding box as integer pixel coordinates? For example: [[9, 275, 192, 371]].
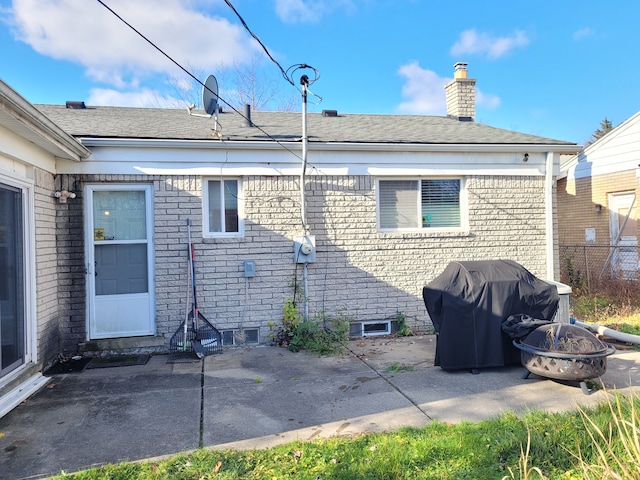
[[95, 0, 305, 163], [223, 0, 294, 86]]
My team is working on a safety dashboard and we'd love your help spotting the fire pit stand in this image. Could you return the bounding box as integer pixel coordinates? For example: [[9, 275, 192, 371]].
[[512, 323, 616, 395]]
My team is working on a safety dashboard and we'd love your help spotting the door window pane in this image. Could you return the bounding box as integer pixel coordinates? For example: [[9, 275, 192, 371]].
[[95, 244, 148, 295], [93, 191, 146, 240]]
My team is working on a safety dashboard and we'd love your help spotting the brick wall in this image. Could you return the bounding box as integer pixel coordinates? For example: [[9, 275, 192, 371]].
[[445, 78, 476, 120], [32, 168, 60, 364], [558, 170, 639, 246], [55, 173, 551, 350]]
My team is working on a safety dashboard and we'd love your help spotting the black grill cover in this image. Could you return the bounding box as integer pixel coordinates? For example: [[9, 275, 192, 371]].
[[422, 260, 559, 370]]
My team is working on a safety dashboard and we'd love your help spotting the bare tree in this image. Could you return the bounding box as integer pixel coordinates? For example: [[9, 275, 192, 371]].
[[165, 54, 298, 112]]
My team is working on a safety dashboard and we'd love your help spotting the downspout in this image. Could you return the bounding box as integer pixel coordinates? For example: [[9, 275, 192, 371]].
[[545, 152, 555, 280], [571, 318, 640, 345]]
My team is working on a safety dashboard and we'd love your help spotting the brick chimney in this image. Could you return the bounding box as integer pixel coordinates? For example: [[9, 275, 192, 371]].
[[444, 62, 476, 121]]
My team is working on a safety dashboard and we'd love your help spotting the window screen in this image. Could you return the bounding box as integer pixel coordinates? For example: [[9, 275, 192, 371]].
[[207, 179, 240, 234]]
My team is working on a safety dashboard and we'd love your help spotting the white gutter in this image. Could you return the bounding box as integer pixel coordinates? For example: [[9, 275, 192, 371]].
[[0, 80, 90, 161], [545, 152, 555, 280], [78, 137, 581, 154]]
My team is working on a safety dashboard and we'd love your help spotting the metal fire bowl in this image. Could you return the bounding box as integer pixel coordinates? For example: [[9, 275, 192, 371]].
[[513, 340, 616, 381]]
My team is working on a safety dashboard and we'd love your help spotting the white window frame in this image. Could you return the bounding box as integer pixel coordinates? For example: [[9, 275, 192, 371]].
[[0, 171, 37, 385], [376, 177, 467, 232], [202, 178, 244, 237]]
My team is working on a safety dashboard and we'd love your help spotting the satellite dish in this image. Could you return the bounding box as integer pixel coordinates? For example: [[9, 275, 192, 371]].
[[202, 74, 218, 116]]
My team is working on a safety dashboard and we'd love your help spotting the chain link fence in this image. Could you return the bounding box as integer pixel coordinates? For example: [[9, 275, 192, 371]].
[[560, 244, 639, 295]]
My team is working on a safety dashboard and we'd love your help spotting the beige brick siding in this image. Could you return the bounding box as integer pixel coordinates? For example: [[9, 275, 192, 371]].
[[558, 170, 640, 246], [445, 78, 476, 119], [32, 168, 60, 363], [56, 173, 552, 350]]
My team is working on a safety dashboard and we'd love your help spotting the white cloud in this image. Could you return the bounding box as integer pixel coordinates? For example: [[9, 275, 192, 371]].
[[396, 61, 500, 115], [396, 61, 448, 115], [274, 0, 355, 24], [476, 90, 500, 109], [87, 87, 184, 108], [450, 29, 529, 59], [7, 0, 259, 87], [572, 27, 593, 41]]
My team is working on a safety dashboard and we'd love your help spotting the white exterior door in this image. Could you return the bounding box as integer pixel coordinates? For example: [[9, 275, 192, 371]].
[[609, 191, 638, 279], [85, 185, 155, 339]]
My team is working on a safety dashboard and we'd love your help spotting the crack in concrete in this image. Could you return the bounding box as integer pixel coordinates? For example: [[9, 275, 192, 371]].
[[344, 343, 434, 421]]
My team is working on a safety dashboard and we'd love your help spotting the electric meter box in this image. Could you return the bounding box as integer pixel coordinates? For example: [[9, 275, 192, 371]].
[[244, 260, 256, 277], [294, 235, 316, 263]]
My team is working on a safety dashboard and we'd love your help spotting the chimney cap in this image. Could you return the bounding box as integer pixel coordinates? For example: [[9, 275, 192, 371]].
[[453, 62, 468, 79], [322, 109, 338, 117]]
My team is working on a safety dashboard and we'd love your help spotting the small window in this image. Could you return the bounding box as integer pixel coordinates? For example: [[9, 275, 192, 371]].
[[203, 178, 243, 236], [378, 179, 462, 230]]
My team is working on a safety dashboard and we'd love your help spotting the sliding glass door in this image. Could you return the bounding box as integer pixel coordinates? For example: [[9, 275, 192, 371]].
[[0, 183, 25, 377]]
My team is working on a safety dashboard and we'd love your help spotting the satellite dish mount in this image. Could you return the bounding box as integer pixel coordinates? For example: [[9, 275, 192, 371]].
[[187, 74, 220, 132]]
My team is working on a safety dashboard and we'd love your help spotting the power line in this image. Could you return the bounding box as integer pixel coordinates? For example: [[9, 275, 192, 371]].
[[222, 0, 294, 86], [95, 0, 306, 163]]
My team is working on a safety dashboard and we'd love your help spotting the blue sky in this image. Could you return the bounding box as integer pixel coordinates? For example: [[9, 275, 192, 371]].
[[1, 0, 639, 145]]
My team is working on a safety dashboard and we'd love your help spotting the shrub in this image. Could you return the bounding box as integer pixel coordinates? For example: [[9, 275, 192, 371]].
[[289, 310, 350, 355]]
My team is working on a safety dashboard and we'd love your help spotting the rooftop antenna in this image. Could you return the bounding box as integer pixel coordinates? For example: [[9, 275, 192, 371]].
[[187, 74, 220, 133], [286, 64, 320, 321]]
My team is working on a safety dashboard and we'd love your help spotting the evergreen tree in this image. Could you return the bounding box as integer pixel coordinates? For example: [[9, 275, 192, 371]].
[[586, 117, 614, 145]]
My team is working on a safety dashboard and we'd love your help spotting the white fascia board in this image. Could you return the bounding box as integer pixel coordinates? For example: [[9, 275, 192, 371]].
[[79, 137, 580, 154], [60, 138, 578, 176]]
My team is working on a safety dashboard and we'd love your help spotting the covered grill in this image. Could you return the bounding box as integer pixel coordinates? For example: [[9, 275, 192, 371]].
[[513, 323, 615, 389], [423, 260, 559, 371]]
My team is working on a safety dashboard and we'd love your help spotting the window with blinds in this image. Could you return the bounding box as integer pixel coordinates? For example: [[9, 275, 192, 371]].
[[378, 179, 461, 230]]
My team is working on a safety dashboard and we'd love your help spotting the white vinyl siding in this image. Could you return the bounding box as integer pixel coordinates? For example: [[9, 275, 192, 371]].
[[378, 179, 462, 230]]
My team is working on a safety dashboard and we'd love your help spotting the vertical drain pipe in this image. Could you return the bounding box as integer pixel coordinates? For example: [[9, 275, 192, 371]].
[[545, 151, 555, 280]]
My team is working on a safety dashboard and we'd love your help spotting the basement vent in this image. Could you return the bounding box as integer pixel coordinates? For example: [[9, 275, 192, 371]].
[[244, 328, 259, 344], [221, 330, 235, 346], [322, 109, 338, 117], [66, 101, 86, 109], [350, 320, 392, 337]]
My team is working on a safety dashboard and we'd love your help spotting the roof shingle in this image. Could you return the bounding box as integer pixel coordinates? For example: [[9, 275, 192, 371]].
[[35, 104, 575, 146]]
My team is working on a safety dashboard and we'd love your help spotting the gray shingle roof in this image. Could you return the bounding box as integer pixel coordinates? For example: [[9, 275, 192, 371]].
[[35, 104, 575, 146]]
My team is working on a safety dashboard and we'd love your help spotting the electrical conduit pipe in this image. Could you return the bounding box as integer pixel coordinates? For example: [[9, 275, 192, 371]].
[[571, 317, 640, 345]]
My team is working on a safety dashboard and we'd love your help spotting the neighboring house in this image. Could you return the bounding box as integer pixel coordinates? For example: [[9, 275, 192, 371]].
[[0, 80, 90, 416], [558, 111, 640, 287], [1, 64, 580, 414]]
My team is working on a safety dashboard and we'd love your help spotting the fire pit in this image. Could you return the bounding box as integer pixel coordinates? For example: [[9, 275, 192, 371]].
[[513, 323, 615, 393]]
